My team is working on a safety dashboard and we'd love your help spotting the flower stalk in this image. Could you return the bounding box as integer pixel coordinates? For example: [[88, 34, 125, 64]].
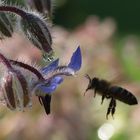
[[0, 5, 53, 60]]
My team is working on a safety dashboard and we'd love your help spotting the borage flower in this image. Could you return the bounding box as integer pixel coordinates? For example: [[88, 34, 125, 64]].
[[0, 46, 82, 114], [37, 46, 82, 114]]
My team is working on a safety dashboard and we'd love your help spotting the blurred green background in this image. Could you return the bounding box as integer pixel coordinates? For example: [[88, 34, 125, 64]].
[[0, 0, 140, 140], [54, 0, 140, 34]]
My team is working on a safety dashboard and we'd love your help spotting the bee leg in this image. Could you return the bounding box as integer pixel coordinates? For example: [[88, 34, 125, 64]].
[[106, 98, 114, 119], [84, 74, 92, 96], [101, 95, 105, 104], [94, 88, 97, 97], [111, 99, 116, 119]]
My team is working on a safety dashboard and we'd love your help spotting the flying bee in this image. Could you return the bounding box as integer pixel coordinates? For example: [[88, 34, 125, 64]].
[[84, 74, 138, 119]]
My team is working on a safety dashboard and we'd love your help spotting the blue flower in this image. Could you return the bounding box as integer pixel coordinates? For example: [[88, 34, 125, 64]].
[[36, 46, 82, 95], [36, 76, 63, 94], [0, 46, 82, 114], [36, 46, 82, 114]]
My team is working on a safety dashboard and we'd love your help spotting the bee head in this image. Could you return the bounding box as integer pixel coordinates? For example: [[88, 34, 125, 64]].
[[84, 74, 98, 95], [92, 77, 99, 87]]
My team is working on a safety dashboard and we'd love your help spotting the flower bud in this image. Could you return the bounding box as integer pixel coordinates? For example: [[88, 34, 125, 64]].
[[1, 70, 31, 111], [21, 12, 53, 57], [0, 53, 31, 111], [2, 72, 16, 109]]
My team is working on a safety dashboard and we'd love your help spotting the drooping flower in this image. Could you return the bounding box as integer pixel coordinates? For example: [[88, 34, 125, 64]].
[[38, 46, 82, 94], [36, 46, 82, 114], [0, 46, 82, 114]]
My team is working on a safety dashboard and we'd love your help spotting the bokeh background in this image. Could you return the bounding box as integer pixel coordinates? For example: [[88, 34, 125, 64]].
[[0, 0, 140, 140]]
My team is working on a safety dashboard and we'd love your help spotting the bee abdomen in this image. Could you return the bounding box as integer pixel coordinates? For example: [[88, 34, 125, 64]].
[[109, 86, 138, 105]]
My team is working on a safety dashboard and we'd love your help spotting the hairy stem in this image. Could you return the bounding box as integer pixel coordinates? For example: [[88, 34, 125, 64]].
[[0, 53, 12, 69], [9, 60, 44, 80], [0, 6, 26, 18]]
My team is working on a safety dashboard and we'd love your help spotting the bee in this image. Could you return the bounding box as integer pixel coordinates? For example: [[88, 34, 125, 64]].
[[84, 74, 138, 119]]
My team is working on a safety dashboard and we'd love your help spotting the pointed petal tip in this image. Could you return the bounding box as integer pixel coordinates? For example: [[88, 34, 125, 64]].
[[76, 46, 81, 51], [68, 46, 82, 72]]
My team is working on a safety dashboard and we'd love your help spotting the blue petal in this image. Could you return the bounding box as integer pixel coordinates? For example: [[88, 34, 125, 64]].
[[68, 46, 82, 71], [51, 76, 63, 84], [41, 59, 59, 74], [38, 84, 57, 93], [37, 76, 63, 94]]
